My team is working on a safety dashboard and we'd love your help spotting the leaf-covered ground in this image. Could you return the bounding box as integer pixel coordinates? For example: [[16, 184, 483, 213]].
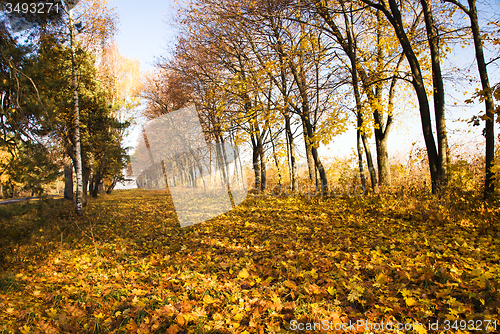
[[1, 189, 499, 333]]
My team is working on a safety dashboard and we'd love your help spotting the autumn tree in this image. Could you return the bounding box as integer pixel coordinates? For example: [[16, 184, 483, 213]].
[[227, 0, 341, 193], [154, 4, 268, 191], [142, 67, 192, 121], [9, 0, 124, 205], [33, 35, 128, 199], [306, 0, 427, 192], [443, 0, 497, 197], [96, 43, 141, 193], [0, 20, 62, 197], [53, 0, 116, 208], [355, 0, 451, 194]]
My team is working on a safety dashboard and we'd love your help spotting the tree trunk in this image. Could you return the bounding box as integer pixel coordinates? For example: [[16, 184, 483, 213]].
[[68, 8, 83, 215], [360, 135, 377, 191], [349, 33, 378, 192], [302, 120, 317, 189], [316, 0, 383, 191], [311, 141, 328, 194], [216, 137, 234, 207], [271, 130, 283, 187], [230, 136, 241, 186], [252, 140, 261, 191], [374, 10, 391, 188], [258, 136, 266, 191], [64, 164, 73, 200], [357, 129, 367, 190], [106, 176, 118, 194], [315, 0, 445, 194], [161, 159, 170, 191], [82, 166, 91, 205], [235, 144, 244, 189], [375, 135, 390, 190], [285, 113, 298, 192], [302, 115, 328, 194], [289, 12, 325, 193], [466, 0, 495, 197], [421, 0, 449, 192], [91, 174, 101, 197]]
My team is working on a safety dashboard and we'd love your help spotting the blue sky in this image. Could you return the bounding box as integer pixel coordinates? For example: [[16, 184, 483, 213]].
[[107, 0, 178, 71], [105, 0, 180, 158]]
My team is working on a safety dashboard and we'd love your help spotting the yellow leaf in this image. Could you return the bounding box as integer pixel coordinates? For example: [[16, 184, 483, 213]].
[[348, 290, 360, 302], [375, 272, 386, 285], [191, 307, 207, 318], [471, 268, 483, 276], [400, 288, 412, 297], [203, 294, 216, 304], [126, 319, 137, 331], [19, 326, 31, 334], [94, 312, 105, 319], [47, 308, 57, 318], [131, 288, 145, 296], [327, 286, 336, 296], [405, 297, 417, 307], [238, 268, 249, 279], [132, 296, 146, 308], [284, 280, 297, 289]]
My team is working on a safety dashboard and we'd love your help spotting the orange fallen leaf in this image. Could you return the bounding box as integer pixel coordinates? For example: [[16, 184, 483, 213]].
[[167, 324, 180, 334], [176, 313, 186, 327]]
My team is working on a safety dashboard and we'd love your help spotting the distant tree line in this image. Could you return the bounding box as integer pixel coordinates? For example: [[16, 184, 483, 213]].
[[143, 0, 499, 197]]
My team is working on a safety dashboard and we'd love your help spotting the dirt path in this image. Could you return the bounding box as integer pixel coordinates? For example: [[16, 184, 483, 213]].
[[0, 195, 63, 205]]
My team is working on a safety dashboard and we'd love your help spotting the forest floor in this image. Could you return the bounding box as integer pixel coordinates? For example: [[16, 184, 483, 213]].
[[0, 189, 499, 333]]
